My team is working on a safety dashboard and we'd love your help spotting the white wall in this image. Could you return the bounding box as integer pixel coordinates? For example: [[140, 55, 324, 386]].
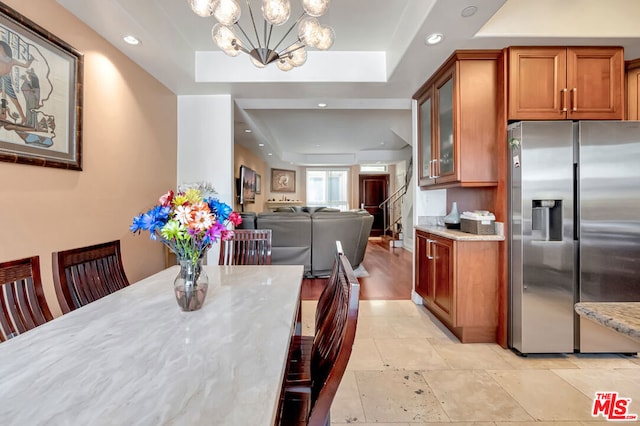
[[177, 95, 234, 265]]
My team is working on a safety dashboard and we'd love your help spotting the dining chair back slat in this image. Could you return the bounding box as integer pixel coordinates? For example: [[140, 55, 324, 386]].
[[53, 240, 130, 314], [0, 256, 53, 342], [219, 229, 272, 266]]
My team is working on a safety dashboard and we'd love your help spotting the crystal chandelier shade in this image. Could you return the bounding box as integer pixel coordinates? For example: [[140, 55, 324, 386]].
[[188, 0, 334, 71]]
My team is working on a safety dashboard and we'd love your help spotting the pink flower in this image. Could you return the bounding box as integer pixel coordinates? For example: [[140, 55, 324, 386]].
[[228, 211, 243, 226], [158, 190, 174, 207]]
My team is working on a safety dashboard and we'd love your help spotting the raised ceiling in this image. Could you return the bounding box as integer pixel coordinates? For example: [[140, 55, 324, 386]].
[[56, 0, 640, 166]]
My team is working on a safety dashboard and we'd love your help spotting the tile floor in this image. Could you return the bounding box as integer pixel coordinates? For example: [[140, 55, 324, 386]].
[[300, 300, 640, 425]]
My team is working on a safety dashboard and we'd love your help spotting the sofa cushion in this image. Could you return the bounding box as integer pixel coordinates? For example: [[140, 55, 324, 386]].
[[310, 211, 366, 276], [256, 212, 312, 274]]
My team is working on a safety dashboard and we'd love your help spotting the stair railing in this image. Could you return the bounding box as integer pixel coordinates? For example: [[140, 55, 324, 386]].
[[379, 183, 407, 239]]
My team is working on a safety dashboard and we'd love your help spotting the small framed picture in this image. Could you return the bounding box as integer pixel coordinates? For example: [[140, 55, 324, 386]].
[[255, 173, 261, 194], [271, 168, 295, 193]]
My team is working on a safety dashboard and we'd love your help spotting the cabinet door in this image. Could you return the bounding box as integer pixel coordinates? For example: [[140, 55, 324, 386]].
[[508, 47, 568, 120], [434, 69, 456, 183], [566, 47, 624, 120], [627, 60, 640, 120], [432, 236, 454, 324], [417, 88, 435, 186], [414, 233, 432, 300]]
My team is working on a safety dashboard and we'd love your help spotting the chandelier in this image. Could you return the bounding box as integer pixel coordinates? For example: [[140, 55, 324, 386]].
[[188, 0, 335, 71]]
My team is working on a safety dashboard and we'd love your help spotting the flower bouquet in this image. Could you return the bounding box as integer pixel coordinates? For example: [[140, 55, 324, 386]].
[[130, 184, 242, 310]]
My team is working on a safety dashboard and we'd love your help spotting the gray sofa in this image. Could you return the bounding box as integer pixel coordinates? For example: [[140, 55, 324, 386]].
[[249, 210, 374, 277]]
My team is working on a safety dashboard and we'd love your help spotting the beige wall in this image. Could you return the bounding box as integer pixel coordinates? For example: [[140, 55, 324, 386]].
[[0, 0, 177, 316]]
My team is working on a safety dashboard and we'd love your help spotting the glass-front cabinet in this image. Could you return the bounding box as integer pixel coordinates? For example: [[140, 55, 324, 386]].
[[435, 70, 455, 183], [414, 50, 501, 188], [417, 87, 434, 186]]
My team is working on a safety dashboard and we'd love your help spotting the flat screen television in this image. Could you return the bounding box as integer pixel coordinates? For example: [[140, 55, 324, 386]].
[[238, 165, 256, 204]]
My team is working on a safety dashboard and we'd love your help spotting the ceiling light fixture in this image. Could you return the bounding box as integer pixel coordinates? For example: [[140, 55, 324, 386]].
[[188, 0, 335, 71], [461, 6, 478, 18], [425, 33, 443, 45], [258, 143, 265, 146], [123, 35, 140, 45], [317, 102, 327, 108], [244, 129, 253, 133]]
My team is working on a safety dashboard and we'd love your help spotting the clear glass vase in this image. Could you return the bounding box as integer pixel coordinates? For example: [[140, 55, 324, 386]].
[[174, 258, 209, 311]]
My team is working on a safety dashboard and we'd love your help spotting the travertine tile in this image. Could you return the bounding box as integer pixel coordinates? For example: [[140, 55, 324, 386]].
[[353, 315, 398, 339], [568, 353, 640, 369], [331, 371, 366, 423], [375, 337, 449, 370], [300, 300, 317, 335], [414, 423, 495, 426], [359, 300, 421, 318], [422, 369, 533, 422], [489, 369, 595, 421], [333, 423, 410, 426], [431, 342, 513, 370], [552, 368, 640, 402], [347, 338, 386, 371], [495, 422, 584, 426], [356, 370, 450, 423], [490, 346, 580, 370]]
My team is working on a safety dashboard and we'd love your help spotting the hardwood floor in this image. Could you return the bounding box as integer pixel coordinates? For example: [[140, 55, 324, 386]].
[[301, 238, 413, 300]]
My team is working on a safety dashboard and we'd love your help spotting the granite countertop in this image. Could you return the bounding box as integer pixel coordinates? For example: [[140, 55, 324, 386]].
[[575, 302, 640, 343], [415, 225, 505, 241]]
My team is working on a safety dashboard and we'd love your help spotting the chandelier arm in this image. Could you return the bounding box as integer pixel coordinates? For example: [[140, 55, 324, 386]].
[[234, 22, 259, 52], [270, 12, 307, 53], [278, 40, 305, 57], [245, 0, 263, 49]]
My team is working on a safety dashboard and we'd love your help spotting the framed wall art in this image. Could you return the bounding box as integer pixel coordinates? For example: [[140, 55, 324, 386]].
[[0, 2, 83, 170], [271, 168, 295, 193], [255, 173, 261, 194]]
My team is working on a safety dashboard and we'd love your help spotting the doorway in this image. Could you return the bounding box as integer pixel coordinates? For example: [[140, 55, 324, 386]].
[[359, 174, 389, 237]]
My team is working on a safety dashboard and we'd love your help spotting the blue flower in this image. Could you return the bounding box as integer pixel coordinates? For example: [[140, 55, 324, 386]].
[[207, 198, 232, 220]]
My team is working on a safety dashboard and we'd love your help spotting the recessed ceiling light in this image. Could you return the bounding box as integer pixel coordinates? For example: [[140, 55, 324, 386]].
[[244, 129, 252, 133], [267, 153, 273, 156], [425, 33, 444, 45], [380, 142, 385, 145], [317, 103, 327, 108], [461, 6, 478, 18], [123, 35, 140, 45], [258, 143, 265, 147]]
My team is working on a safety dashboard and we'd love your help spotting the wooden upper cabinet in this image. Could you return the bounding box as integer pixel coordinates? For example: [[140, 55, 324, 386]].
[[414, 50, 500, 188], [508, 46, 624, 120]]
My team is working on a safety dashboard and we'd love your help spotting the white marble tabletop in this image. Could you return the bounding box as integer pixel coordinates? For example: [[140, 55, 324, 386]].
[[0, 264, 304, 426]]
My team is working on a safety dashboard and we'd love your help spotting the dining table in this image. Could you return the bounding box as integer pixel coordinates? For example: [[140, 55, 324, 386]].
[[0, 264, 304, 425]]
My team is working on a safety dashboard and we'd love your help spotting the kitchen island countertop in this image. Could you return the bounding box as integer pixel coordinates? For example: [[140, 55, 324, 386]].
[[575, 302, 640, 343]]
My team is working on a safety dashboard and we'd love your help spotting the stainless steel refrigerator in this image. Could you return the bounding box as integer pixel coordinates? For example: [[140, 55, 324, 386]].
[[509, 120, 640, 354]]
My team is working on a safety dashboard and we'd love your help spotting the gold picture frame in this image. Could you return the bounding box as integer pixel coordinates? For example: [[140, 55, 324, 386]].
[[271, 168, 295, 192]]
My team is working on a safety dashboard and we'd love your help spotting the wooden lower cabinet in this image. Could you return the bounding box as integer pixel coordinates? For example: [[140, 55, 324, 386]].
[[415, 230, 498, 343]]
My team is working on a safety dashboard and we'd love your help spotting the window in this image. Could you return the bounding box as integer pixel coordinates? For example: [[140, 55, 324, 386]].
[[306, 169, 349, 210], [360, 164, 387, 172]]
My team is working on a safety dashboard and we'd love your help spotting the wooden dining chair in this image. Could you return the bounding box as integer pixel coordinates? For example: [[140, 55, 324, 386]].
[[52, 240, 130, 314], [0, 256, 53, 342], [285, 241, 344, 386], [218, 229, 272, 266], [278, 250, 361, 426]]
